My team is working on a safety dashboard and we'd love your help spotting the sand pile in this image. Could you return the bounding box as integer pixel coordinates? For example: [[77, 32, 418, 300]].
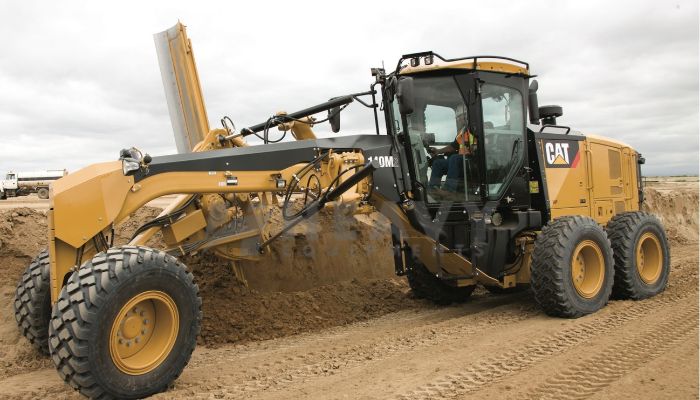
[[0, 207, 163, 286], [0, 208, 48, 287], [112, 207, 164, 244], [189, 251, 415, 346], [0, 205, 413, 352], [0, 208, 53, 378], [643, 187, 699, 244], [239, 208, 395, 292], [183, 207, 409, 346]]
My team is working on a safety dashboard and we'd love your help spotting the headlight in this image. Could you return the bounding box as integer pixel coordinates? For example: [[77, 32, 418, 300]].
[[122, 158, 141, 176]]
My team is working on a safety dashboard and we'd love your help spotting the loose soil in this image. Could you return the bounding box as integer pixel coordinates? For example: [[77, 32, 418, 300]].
[[0, 183, 696, 399]]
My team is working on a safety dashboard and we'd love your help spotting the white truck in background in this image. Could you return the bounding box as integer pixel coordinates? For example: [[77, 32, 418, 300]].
[[0, 169, 68, 200]]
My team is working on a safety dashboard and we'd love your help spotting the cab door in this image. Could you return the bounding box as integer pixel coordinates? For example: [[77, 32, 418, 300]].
[[458, 71, 530, 209], [455, 71, 532, 278]]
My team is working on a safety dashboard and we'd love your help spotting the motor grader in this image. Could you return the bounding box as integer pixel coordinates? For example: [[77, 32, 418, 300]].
[[13, 23, 669, 399]]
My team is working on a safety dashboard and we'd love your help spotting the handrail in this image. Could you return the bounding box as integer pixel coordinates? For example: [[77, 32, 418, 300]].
[[395, 51, 529, 74], [539, 125, 572, 135]]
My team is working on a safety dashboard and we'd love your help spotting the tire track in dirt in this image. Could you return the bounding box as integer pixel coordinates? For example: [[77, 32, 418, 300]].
[[0, 293, 536, 399], [2, 244, 696, 400], [176, 245, 698, 400], [521, 300, 698, 400], [168, 296, 540, 397], [394, 289, 697, 400], [181, 292, 524, 371]]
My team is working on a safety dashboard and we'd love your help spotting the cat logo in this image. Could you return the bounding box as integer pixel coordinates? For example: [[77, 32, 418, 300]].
[[543, 140, 580, 168]]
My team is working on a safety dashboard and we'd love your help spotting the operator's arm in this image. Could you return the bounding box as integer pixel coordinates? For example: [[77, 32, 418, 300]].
[[429, 137, 458, 156], [430, 144, 456, 155]]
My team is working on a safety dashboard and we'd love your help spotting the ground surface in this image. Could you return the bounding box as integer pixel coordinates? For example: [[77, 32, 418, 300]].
[[0, 179, 697, 399]]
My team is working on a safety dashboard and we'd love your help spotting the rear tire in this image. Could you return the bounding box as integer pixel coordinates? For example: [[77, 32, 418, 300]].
[[13, 250, 52, 355], [530, 216, 614, 318], [406, 260, 475, 305], [37, 188, 49, 199], [606, 211, 670, 299], [48, 246, 201, 399]]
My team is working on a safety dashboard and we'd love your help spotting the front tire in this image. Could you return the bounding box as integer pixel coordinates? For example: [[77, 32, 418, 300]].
[[606, 211, 670, 299], [406, 260, 475, 305], [14, 250, 52, 354], [530, 216, 614, 318], [48, 246, 201, 399]]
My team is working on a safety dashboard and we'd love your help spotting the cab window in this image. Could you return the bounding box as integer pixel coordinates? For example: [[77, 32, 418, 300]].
[[392, 75, 480, 203], [481, 83, 525, 198], [424, 105, 457, 144]]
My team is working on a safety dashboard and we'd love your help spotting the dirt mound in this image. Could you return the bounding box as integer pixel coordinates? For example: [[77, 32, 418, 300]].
[[0, 207, 163, 287], [643, 187, 699, 244], [0, 205, 412, 361], [183, 207, 408, 346], [0, 208, 48, 287], [112, 207, 164, 244], [189, 251, 418, 346], [239, 209, 395, 292], [0, 286, 53, 379], [0, 206, 165, 378]]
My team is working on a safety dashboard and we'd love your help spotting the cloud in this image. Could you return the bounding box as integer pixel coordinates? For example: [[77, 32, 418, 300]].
[[0, 0, 697, 176]]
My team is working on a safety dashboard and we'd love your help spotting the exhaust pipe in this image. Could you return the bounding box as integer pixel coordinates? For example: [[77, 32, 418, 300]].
[[528, 80, 540, 125]]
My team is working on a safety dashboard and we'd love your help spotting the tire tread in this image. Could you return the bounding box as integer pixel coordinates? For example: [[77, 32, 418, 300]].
[[48, 246, 201, 399], [13, 250, 52, 354], [606, 211, 670, 299], [530, 216, 613, 318]]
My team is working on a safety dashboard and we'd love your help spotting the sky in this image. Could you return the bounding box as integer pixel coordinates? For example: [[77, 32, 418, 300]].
[[0, 1, 697, 176]]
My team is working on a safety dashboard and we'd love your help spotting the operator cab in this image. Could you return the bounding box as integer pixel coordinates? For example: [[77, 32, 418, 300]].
[[386, 54, 532, 211], [382, 53, 538, 277], [389, 74, 526, 205]]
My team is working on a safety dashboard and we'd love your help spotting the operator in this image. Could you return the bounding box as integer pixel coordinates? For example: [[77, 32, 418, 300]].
[[428, 110, 477, 192]]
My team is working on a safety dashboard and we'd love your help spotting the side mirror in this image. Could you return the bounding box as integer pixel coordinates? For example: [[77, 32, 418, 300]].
[[328, 106, 341, 133], [397, 77, 415, 115], [528, 80, 540, 124]]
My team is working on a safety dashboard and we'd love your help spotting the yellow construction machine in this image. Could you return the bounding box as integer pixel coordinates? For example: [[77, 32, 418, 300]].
[[13, 22, 669, 399]]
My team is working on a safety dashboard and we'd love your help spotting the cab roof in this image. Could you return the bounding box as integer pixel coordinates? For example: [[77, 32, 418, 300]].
[[398, 54, 530, 76]]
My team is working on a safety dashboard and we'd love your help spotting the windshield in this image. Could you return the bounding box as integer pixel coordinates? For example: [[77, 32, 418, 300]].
[[392, 75, 480, 202], [481, 83, 525, 199]]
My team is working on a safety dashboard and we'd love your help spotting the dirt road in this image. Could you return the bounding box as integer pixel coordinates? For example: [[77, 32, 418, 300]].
[[0, 185, 697, 399], [167, 243, 698, 400], [0, 243, 696, 400]]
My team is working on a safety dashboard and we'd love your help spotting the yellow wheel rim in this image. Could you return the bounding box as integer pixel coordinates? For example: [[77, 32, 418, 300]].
[[109, 291, 179, 375], [636, 232, 663, 284], [571, 240, 605, 299]]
